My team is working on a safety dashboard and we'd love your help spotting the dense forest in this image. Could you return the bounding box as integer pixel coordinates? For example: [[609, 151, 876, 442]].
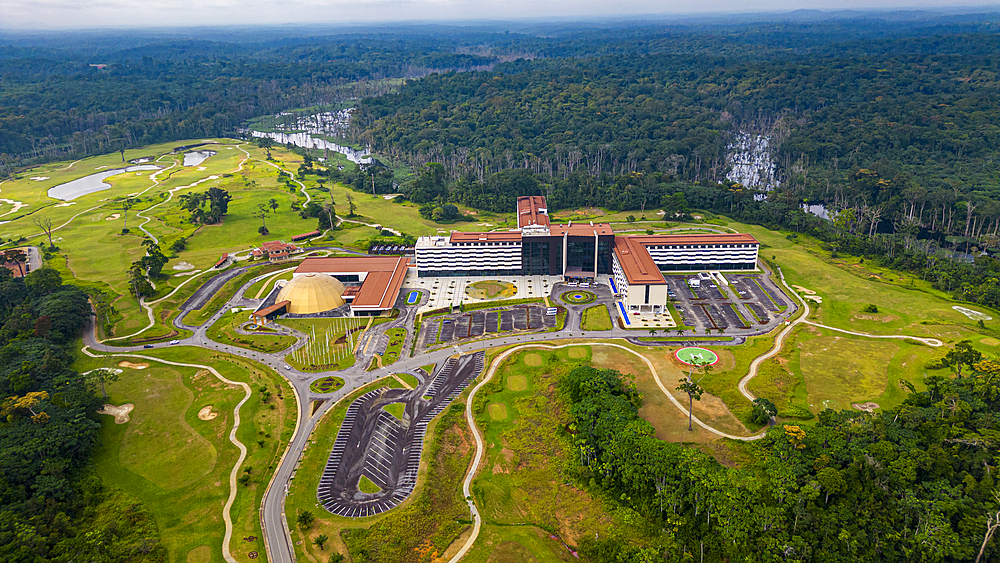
[[564, 363, 1000, 562], [0, 267, 164, 561]]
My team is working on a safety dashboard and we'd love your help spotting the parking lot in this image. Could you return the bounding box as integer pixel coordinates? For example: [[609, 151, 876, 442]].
[[417, 305, 556, 352], [665, 273, 790, 332], [317, 353, 485, 518]]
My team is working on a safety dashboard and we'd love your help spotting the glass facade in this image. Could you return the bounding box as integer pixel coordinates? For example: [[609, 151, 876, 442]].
[[522, 240, 550, 276], [657, 262, 756, 271]]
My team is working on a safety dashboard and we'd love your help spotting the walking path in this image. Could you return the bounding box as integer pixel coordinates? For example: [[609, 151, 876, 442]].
[[80, 347, 252, 563]]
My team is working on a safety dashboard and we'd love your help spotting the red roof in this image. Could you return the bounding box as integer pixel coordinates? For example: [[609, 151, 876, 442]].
[[517, 196, 550, 229], [352, 256, 410, 310], [613, 237, 665, 285], [295, 256, 409, 275], [626, 233, 759, 246], [253, 300, 290, 318], [550, 223, 615, 236], [291, 230, 321, 241]]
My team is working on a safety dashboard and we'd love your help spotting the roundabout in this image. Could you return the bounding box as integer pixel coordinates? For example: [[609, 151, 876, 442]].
[[560, 290, 596, 305]]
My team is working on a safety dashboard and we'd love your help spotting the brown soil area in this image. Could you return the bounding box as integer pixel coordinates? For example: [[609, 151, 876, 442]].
[[197, 405, 218, 420], [118, 361, 149, 369]]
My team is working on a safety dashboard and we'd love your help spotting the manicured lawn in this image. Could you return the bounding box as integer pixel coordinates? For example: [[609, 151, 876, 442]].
[[397, 372, 420, 388], [580, 304, 612, 330], [467, 346, 666, 560], [466, 280, 516, 299], [382, 402, 406, 420], [309, 376, 346, 394], [279, 317, 371, 372], [206, 311, 296, 353], [73, 345, 295, 563], [381, 327, 407, 364], [358, 475, 382, 494]]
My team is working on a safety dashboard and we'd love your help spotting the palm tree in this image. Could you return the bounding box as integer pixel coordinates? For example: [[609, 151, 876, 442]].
[[268, 198, 279, 213]]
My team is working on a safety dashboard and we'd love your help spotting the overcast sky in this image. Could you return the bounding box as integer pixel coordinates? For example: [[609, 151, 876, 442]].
[[0, 0, 992, 31]]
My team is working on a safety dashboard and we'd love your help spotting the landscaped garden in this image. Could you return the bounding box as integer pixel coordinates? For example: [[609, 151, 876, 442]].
[[560, 290, 596, 305], [465, 280, 516, 300], [580, 304, 612, 330], [309, 376, 346, 394]]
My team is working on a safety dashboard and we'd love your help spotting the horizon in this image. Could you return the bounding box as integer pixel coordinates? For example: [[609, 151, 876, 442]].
[[1, 2, 997, 33]]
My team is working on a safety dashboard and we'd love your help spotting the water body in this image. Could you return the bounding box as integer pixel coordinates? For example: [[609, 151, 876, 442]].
[[183, 150, 217, 167], [47, 165, 161, 201], [247, 109, 372, 164], [250, 130, 372, 165]]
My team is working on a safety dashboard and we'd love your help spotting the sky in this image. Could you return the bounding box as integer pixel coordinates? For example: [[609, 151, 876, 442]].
[[0, 0, 993, 30]]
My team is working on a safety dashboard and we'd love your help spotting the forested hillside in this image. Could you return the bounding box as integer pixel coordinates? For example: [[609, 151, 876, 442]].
[[0, 268, 164, 561], [564, 363, 1000, 563]]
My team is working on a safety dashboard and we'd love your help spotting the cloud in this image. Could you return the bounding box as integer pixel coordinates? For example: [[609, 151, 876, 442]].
[[0, 0, 992, 30]]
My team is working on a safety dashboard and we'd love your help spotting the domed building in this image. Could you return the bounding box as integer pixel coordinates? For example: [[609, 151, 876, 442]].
[[275, 273, 346, 314]]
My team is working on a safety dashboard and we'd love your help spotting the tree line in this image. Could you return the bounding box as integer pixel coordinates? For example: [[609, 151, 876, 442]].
[[563, 363, 1000, 562]]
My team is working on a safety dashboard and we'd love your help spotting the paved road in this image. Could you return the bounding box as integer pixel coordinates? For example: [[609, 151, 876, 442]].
[[83, 263, 806, 563]]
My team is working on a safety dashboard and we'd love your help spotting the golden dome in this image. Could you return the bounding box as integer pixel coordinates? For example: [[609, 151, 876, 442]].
[[276, 273, 346, 314]]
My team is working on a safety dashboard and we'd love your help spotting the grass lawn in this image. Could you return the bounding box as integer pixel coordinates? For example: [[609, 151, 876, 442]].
[[309, 376, 346, 394], [580, 304, 612, 330], [466, 346, 667, 561], [382, 402, 406, 420], [397, 372, 420, 388], [73, 345, 295, 563], [381, 327, 407, 364], [279, 317, 371, 372], [358, 475, 382, 494], [184, 262, 295, 326], [206, 311, 296, 353], [466, 280, 516, 300]]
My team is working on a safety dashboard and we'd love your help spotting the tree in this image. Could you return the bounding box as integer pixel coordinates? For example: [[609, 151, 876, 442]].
[[88, 368, 119, 399], [676, 378, 704, 431], [328, 555, 345, 563], [1, 249, 25, 277], [346, 193, 356, 217], [33, 217, 55, 249], [321, 201, 336, 231], [256, 204, 270, 232], [256, 137, 273, 158], [297, 510, 315, 529], [119, 197, 137, 231], [268, 198, 279, 214], [749, 397, 778, 425], [140, 238, 168, 277], [25, 268, 62, 295], [315, 534, 328, 549], [943, 340, 983, 378]]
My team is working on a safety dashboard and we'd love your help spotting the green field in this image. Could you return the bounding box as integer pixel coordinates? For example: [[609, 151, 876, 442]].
[[309, 376, 346, 394], [206, 310, 296, 353], [466, 346, 664, 562], [74, 346, 295, 563], [280, 317, 370, 372], [381, 327, 407, 364], [580, 304, 612, 330]]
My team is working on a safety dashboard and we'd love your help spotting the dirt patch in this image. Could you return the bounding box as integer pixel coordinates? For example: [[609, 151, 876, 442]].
[[488, 402, 508, 421], [97, 403, 135, 424], [105, 213, 121, 220], [118, 361, 149, 370], [523, 353, 542, 366], [792, 285, 816, 295], [506, 375, 528, 392], [852, 402, 880, 412], [981, 337, 1000, 346], [567, 346, 587, 359], [172, 261, 196, 271], [197, 405, 218, 420], [853, 314, 899, 323]]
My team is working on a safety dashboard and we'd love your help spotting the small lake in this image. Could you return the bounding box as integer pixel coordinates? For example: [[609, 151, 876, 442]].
[[250, 131, 371, 164], [47, 165, 161, 201], [183, 150, 217, 167]]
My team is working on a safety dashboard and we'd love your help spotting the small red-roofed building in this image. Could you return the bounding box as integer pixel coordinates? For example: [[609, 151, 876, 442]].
[[251, 240, 300, 262]]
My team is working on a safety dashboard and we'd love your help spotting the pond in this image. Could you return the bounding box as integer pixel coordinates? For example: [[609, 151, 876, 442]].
[[250, 131, 371, 164], [47, 165, 161, 201], [183, 150, 217, 167], [246, 109, 372, 164]]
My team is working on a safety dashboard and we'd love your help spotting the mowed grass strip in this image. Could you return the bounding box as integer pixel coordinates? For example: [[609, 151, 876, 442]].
[[76, 346, 294, 562], [581, 304, 613, 330]]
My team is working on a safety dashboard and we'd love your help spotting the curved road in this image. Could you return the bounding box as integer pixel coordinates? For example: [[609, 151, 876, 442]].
[[83, 261, 946, 563]]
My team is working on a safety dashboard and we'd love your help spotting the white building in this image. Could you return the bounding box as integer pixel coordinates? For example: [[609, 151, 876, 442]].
[[415, 232, 523, 277]]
